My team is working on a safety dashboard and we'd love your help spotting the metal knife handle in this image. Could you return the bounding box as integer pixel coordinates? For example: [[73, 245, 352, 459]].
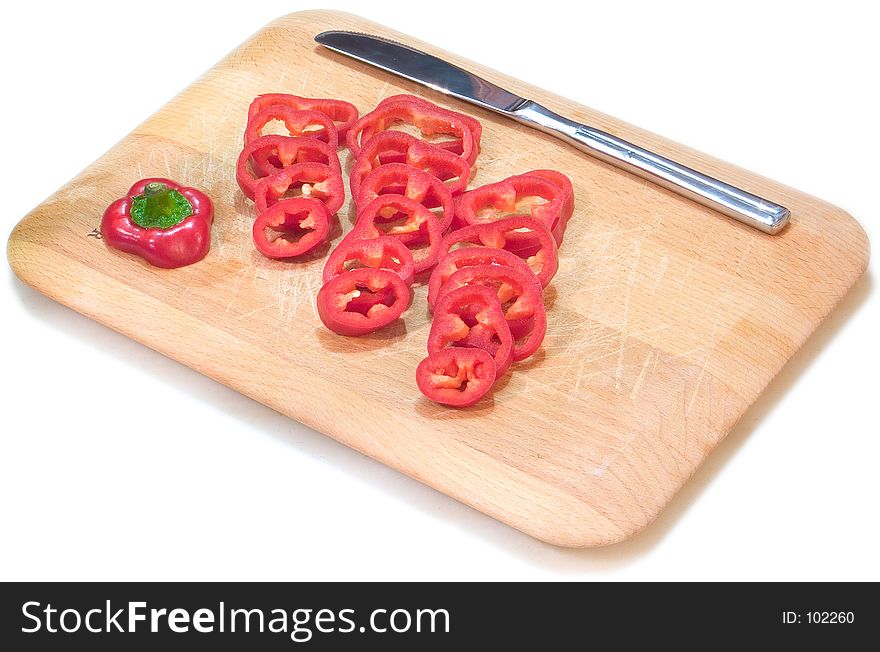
[[510, 101, 790, 234]]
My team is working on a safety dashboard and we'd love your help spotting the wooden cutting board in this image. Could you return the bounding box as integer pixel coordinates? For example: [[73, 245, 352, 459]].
[[6, 11, 869, 547]]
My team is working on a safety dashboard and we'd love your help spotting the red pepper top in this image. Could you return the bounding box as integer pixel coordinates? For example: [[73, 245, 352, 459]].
[[101, 177, 213, 269]]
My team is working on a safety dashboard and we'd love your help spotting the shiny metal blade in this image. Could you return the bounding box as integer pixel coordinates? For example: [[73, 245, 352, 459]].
[[314, 30, 527, 114], [315, 29, 790, 234]]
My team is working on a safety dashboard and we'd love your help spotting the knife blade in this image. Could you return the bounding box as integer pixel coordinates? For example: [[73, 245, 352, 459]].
[[315, 30, 790, 234]]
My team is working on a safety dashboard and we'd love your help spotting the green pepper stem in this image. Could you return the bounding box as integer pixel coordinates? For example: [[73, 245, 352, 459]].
[[143, 182, 168, 196], [130, 182, 193, 230]]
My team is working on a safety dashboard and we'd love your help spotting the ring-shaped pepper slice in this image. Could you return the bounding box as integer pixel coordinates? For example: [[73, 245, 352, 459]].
[[317, 268, 410, 337], [428, 284, 514, 376], [527, 169, 575, 232], [347, 100, 478, 166], [244, 107, 338, 148], [453, 172, 571, 245], [416, 348, 496, 408], [245, 108, 339, 178], [435, 264, 547, 362], [322, 235, 415, 287], [254, 162, 345, 215], [236, 135, 340, 200], [350, 195, 445, 274], [376, 95, 483, 159], [357, 163, 454, 232], [439, 215, 559, 287], [247, 93, 359, 142], [427, 246, 542, 309], [349, 130, 471, 200], [252, 197, 331, 259]]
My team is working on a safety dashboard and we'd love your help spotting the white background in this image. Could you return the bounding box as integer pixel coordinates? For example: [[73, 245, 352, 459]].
[[1, 1, 877, 581]]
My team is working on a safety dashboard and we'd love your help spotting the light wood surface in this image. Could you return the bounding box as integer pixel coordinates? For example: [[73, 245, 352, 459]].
[[6, 11, 869, 547]]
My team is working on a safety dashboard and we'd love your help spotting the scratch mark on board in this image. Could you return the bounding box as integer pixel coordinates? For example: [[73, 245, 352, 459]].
[[629, 349, 655, 401], [614, 238, 642, 395]]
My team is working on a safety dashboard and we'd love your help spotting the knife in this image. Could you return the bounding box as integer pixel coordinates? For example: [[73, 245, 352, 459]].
[[315, 30, 790, 235]]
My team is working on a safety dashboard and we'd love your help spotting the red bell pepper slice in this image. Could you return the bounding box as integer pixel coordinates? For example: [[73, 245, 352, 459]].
[[427, 246, 542, 309], [247, 93, 359, 141], [454, 172, 570, 245], [244, 107, 339, 150], [428, 284, 514, 376], [356, 163, 454, 232], [416, 348, 496, 408], [245, 107, 341, 178], [252, 198, 330, 259], [254, 162, 345, 215], [439, 215, 559, 287], [322, 235, 415, 287], [353, 194, 438, 244], [349, 130, 471, 200], [317, 268, 410, 336], [101, 177, 213, 269], [347, 98, 479, 166], [375, 95, 483, 161], [349, 195, 444, 274], [435, 264, 547, 362], [527, 169, 574, 231], [236, 135, 340, 200]]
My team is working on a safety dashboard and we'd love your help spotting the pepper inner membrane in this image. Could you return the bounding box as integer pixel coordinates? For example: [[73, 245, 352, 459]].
[[437, 370, 470, 393], [264, 210, 315, 245], [249, 143, 332, 176], [383, 121, 460, 150], [455, 279, 519, 315], [258, 117, 329, 141], [432, 361, 473, 393], [444, 303, 506, 357], [498, 228, 545, 273], [372, 207, 423, 236], [279, 178, 331, 202], [443, 235, 545, 282], [344, 284, 397, 316], [341, 253, 404, 274], [367, 206, 435, 268], [474, 194, 549, 222], [367, 176, 445, 211], [455, 324, 503, 357], [363, 152, 463, 192], [431, 170, 462, 187]]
